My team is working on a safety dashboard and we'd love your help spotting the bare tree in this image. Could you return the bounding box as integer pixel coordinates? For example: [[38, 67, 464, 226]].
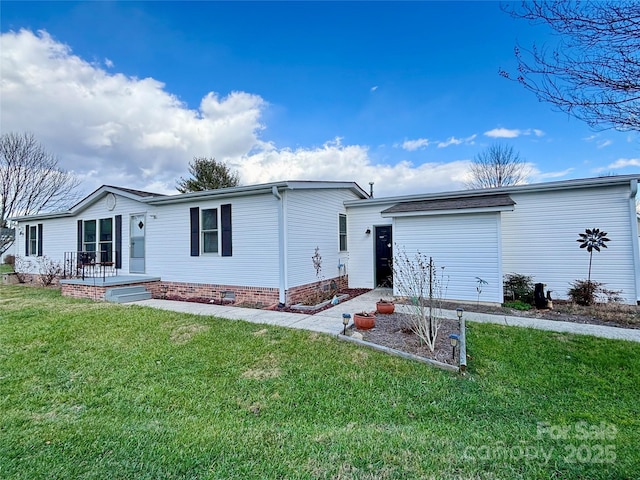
[[176, 157, 240, 193], [466, 144, 529, 189], [0, 132, 80, 255], [500, 1, 640, 132]]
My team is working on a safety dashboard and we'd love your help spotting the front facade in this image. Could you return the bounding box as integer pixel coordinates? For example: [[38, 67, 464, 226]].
[[11, 181, 367, 305], [11, 175, 640, 305]]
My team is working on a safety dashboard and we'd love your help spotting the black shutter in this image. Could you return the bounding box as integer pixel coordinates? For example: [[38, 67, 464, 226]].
[[190, 207, 200, 256], [77, 220, 83, 252], [115, 215, 122, 269], [37, 224, 43, 257], [221, 204, 232, 257], [25, 224, 30, 256]]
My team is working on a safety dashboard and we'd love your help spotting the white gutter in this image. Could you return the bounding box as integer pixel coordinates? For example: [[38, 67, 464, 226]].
[[628, 179, 640, 303], [272, 186, 287, 304]]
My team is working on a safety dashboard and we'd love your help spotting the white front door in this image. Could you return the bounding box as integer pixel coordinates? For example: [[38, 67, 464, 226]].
[[129, 214, 146, 273]]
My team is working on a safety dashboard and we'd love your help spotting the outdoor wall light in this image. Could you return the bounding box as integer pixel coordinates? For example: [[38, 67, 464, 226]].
[[365, 228, 371, 235], [449, 333, 460, 359], [456, 307, 464, 320], [342, 313, 351, 335]]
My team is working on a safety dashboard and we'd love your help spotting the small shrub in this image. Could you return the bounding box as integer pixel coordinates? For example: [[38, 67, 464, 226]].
[[502, 300, 532, 311], [3, 254, 15, 267], [13, 255, 31, 283], [503, 273, 534, 304], [35, 256, 63, 286], [566, 280, 622, 306]]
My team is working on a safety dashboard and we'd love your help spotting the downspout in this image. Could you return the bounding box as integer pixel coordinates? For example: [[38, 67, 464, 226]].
[[628, 179, 640, 304], [272, 186, 287, 305]]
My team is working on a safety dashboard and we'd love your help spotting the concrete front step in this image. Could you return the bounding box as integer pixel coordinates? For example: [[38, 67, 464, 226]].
[[105, 286, 152, 303]]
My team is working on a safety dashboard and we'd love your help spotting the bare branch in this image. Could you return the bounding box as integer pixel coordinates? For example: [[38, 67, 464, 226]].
[[466, 144, 530, 189], [0, 132, 81, 255], [500, 1, 640, 132]]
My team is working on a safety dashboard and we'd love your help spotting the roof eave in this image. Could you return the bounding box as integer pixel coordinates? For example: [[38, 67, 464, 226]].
[[381, 205, 515, 218], [345, 174, 640, 208]]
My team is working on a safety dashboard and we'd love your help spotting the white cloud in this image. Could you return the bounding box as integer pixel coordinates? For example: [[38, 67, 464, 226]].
[[605, 158, 640, 170], [437, 134, 476, 148], [484, 127, 521, 138], [1, 29, 267, 194], [370, 85, 378, 92], [597, 139, 612, 149], [0, 29, 473, 198], [401, 138, 431, 151], [484, 127, 544, 139], [532, 168, 574, 180]]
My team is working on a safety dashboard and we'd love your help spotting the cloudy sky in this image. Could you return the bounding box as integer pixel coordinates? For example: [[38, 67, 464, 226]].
[[1, 1, 638, 198]]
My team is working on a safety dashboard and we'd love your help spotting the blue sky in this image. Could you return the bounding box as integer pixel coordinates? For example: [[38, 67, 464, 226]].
[[1, 1, 638, 197]]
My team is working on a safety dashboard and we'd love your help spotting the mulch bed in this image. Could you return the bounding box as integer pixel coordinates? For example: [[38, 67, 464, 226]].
[[351, 312, 460, 366]]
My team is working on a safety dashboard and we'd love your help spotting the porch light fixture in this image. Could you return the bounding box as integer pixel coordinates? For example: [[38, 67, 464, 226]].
[[342, 313, 351, 335], [449, 333, 460, 359], [365, 228, 371, 235], [456, 308, 463, 320]]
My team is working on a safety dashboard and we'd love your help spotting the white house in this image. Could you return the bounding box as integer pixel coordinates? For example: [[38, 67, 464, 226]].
[[10, 174, 640, 305], [345, 174, 640, 305], [11, 181, 368, 305]]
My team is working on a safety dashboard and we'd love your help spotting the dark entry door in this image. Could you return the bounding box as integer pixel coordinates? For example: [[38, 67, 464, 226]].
[[375, 226, 393, 287]]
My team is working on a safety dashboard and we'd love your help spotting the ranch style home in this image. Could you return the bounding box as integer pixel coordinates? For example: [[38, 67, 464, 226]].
[[10, 174, 640, 306]]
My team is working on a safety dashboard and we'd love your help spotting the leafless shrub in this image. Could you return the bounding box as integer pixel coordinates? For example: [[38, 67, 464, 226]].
[[392, 247, 448, 352], [13, 255, 32, 283], [35, 256, 62, 286]]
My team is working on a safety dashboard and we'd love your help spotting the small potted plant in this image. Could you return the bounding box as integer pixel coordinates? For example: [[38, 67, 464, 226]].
[[376, 298, 395, 314], [354, 311, 376, 329]]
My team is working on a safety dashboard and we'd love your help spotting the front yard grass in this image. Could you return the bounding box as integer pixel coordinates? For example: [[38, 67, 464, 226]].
[[1, 285, 638, 479]]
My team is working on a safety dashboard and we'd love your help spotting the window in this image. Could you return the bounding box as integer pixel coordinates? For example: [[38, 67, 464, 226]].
[[202, 208, 218, 253], [25, 224, 43, 257], [83, 220, 96, 252], [29, 225, 37, 255], [339, 214, 347, 251], [99, 218, 113, 263]]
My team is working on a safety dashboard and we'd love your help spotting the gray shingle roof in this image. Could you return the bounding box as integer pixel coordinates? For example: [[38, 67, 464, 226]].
[[381, 194, 515, 214]]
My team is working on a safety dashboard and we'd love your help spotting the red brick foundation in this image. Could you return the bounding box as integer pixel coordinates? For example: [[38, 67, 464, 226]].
[[57, 275, 348, 306], [159, 281, 280, 306], [61, 280, 162, 300], [285, 276, 348, 305]]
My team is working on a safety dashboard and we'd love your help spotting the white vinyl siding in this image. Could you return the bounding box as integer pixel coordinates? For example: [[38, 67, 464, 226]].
[[15, 194, 145, 274], [345, 202, 394, 289], [502, 185, 638, 303], [146, 193, 281, 287], [393, 212, 503, 303], [285, 189, 360, 288]]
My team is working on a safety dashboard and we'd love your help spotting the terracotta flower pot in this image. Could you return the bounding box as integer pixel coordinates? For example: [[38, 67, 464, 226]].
[[354, 312, 376, 330], [376, 300, 395, 314]]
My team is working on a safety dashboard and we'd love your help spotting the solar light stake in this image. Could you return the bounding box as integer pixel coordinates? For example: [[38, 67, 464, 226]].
[[449, 333, 460, 360], [342, 313, 351, 335]]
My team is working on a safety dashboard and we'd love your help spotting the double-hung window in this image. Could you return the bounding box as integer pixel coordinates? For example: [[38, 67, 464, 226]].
[[83, 220, 97, 253], [29, 225, 37, 255], [99, 218, 113, 263], [202, 208, 219, 254], [339, 214, 347, 251]]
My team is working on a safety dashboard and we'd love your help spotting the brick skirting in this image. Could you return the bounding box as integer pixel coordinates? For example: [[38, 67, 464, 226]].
[[55, 275, 348, 306]]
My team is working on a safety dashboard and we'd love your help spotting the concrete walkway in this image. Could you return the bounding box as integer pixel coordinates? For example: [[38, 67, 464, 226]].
[[133, 288, 640, 343]]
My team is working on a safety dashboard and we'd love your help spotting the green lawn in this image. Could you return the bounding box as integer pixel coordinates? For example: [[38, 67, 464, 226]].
[[0, 263, 13, 274], [1, 285, 638, 479]]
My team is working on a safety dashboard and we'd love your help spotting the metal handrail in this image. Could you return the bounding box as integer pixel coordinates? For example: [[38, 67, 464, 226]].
[[63, 250, 117, 280]]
